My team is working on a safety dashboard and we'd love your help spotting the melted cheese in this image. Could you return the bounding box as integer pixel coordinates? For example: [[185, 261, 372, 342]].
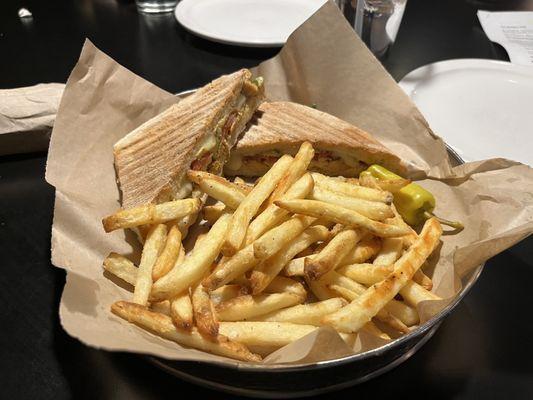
[[195, 133, 217, 158]]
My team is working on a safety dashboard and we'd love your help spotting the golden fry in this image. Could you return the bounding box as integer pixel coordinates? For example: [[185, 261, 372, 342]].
[[275, 200, 410, 238], [203, 203, 227, 224], [203, 245, 259, 291], [263, 276, 307, 298], [340, 235, 382, 265], [133, 224, 167, 305], [324, 218, 442, 333], [310, 186, 394, 220], [216, 293, 303, 321], [252, 298, 347, 326], [253, 215, 316, 260], [311, 172, 393, 204], [170, 292, 193, 330], [187, 171, 246, 209], [250, 225, 329, 294], [304, 228, 362, 280], [151, 213, 231, 301], [222, 155, 294, 256], [192, 284, 219, 338], [111, 301, 261, 362], [245, 173, 314, 244], [267, 141, 314, 205], [103, 253, 137, 286], [152, 225, 182, 281], [102, 198, 201, 232], [218, 321, 355, 349]]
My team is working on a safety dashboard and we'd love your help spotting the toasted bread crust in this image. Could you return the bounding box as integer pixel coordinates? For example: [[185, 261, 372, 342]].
[[114, 69, 260, 208], [226, 102, 405, 177]]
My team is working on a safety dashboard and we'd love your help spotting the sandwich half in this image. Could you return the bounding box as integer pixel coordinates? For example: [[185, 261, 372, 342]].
[[114, 69, 264, 209], [224, 101, 405, 177]]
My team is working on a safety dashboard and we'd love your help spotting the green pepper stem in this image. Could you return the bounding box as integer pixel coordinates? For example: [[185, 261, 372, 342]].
[[423, 211, 464, 231]]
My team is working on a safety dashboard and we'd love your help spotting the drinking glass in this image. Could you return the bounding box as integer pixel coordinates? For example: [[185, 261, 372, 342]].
[[335, 0, 408, 59], [136, 0, 177, 14]]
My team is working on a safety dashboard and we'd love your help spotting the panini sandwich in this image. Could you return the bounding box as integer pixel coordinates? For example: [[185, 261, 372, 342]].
[[224, 101, 404, 177], [114, 69, 264, 209]]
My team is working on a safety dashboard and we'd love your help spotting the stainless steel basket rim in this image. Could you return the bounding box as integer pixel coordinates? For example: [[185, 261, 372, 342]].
[[150, 90, 484, 372]]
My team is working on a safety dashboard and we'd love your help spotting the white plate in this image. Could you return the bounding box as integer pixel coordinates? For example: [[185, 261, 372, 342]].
[[399, 59, 533, 165], [175, 0, 326, 47]]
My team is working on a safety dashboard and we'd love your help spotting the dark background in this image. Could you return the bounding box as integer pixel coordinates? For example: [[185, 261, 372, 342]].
[[1, 0, 533, 398]]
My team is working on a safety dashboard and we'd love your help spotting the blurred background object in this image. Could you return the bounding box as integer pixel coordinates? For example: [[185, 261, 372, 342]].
[[335, 0, 407, 59], [136, 0, 177, 14]]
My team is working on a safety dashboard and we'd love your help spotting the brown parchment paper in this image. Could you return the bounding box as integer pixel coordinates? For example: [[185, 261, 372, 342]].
[[0, 83, 64, 155], [46, 2, 533, 366]]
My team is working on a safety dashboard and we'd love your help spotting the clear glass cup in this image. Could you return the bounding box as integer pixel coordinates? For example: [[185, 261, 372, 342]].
[[136, 0, 177, 14], [335, 0, 408, 59]]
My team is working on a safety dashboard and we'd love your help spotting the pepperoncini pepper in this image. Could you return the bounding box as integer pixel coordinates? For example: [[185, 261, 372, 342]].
[[360, 165, 463, 230]]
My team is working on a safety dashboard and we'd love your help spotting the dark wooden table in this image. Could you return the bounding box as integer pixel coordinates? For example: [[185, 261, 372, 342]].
[[1, 0, 532, 398]]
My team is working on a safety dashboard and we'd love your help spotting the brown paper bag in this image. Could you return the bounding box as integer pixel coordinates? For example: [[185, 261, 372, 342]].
[[46, 2, 533, 366]]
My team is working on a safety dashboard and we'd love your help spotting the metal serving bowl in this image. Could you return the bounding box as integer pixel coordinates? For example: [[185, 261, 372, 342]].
[[148, 91, 481, 398]]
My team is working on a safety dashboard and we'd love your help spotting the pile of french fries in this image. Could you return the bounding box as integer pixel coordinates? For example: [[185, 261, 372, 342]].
[[102, 142, 443, 362]]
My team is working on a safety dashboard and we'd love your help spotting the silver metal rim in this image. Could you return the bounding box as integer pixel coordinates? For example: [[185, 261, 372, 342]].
[[151, 320, 441, 398], [151, 91, 484, 372]]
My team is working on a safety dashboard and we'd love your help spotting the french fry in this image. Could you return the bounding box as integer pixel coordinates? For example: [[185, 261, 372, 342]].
[[310, 186, 394, 221], [192, 284, 219, 338], [170, 292, 193, 330], [398, 279, 440, 306], [324, 218, 442, 333], [203, 245, 259, 291], [218, 321, 355, 348], [324, 273, 412, 332], [311, 172, 393, 204], [275, 200, 410, 238], [102, 198, 201, 232], [285, 236, 381, 277], [337, 263, 393, 286], [187, 171, 246, 209], [103, 253, 137, 286], [304, 228, 362, 280], [385, 204, 418, 248], [250, 225, 329, 294], [361, 321, 391, 340], [252, 298, 347, 326], [305, 276, 338, 301], [325, 270, 420, 326], [216, 293, 304, 321], [152, 225, 182, 281], [203, 203, 228, 224], [222, 155, 294, 256], [337, 264, 439, 307], [245, 173, 314, 244], [133, 224, 167, 305], [111, 301, 261, 362], [151, 213, 231, 301], [358, 173, 384, 190], [233, 176, 247, 185], [284, 257, 306, 277], [373, 235, 437, 302], [365, 177, 411, 193], [210, 284, 244, 305], [340, 235, 382, 265], [151, 300, 171, 316], [267, 141, 314, 205], [413, 269, 433, 291], [263, 276, 307, 298], [372, 237, 404, 265], [327, 285, 409, 333], [253, 215, 316, 260]]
